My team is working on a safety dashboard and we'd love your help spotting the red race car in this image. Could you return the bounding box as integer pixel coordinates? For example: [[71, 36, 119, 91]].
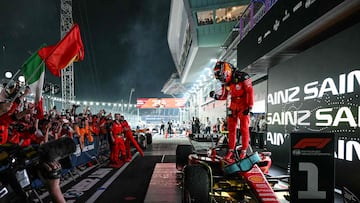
[[176, 136, 289, 203]]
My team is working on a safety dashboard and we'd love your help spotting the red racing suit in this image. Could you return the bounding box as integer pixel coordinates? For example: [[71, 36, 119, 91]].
[[110, 121, 126, 165], [120, 120, 144, 159], [0, 100, 20, 144], [213, 70, 254, 156]]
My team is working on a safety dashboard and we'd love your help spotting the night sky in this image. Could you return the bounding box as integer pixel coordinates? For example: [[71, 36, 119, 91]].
[[0, 0, 175, 103]]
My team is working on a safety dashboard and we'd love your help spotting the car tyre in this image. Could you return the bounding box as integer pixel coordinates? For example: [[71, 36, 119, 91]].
[[138, 134, 147, 149], [183, 165, 210, 203], [145, 133, 152, 144], [176, 145, 193, 171]]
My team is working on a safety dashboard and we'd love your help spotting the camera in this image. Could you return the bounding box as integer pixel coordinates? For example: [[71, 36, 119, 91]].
[[72, 104, 80, 109], [1, 81, 20, 100], [13, 123, 25, 132]]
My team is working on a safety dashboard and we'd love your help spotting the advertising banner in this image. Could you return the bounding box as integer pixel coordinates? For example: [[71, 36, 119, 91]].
[[71, 136, 99, 167], [290, 132, 334, 203], [237, 0, 344, 69], [136, 98, 186, 109], [267, 23, 360, 197]]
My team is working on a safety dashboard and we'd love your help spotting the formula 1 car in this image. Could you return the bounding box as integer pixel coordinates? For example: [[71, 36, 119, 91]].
[[132, 128, 153, 149], [176, 135, 289, 203]]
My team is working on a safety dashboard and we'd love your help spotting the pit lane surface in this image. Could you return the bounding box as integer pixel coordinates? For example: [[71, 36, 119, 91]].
[[40, 134, 342, 203], [41, 135, 189, 203]]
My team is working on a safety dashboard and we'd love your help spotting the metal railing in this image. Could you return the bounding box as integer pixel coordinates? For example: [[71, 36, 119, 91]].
[[221, 0, 279, 51]]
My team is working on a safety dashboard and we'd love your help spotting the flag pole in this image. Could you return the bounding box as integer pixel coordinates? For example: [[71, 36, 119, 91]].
[[1, 69, 21, 101], [2, 69, 21, 90], [10, 60, 45, 103]]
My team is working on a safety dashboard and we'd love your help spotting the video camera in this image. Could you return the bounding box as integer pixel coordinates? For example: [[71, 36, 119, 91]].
[[0, 137, 76, 202]]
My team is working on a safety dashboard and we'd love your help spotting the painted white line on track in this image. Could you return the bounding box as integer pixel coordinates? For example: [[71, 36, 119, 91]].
[[40, 164, 98, 200], [86, 152, 139, 202], [161, 154, 165, 163]]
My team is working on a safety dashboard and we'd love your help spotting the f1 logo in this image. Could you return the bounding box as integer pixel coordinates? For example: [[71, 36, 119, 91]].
[[293, 138, 331, 149], [290, 133, 334, 203]]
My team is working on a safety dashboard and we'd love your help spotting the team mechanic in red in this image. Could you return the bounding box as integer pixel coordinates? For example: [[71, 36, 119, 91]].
[[0, 86, 31, 144], [210, 61, 254, 163], [119, 115, 144, 161], [109, 113, 126, 167]]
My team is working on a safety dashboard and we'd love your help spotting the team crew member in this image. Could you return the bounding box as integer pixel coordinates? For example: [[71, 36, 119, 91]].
[[98, 113, 112, 155], [74, 117, 94, 150], [0, 86, 31, 144], [210, 61, 254, 162], [0, 101, 20, 144], [119, 115, 144, 161], [109, 113, 126, 167], [90, 115, 100, 137]]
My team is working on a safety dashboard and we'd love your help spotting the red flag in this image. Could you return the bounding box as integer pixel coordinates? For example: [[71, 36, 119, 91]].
[[38, 24, 84, 77], [35, 98, 44, 120]]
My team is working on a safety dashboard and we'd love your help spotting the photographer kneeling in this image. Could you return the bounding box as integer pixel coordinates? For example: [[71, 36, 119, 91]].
[[37, 137, 76, 203], [38, 160, 65, 203]]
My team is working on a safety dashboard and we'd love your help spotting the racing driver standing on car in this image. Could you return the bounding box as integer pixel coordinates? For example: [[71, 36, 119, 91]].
[[209, 61, 254, 163]]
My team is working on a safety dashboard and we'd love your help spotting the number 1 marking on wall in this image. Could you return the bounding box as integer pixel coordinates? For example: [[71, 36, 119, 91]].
[[298, 162, 326, 199]]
